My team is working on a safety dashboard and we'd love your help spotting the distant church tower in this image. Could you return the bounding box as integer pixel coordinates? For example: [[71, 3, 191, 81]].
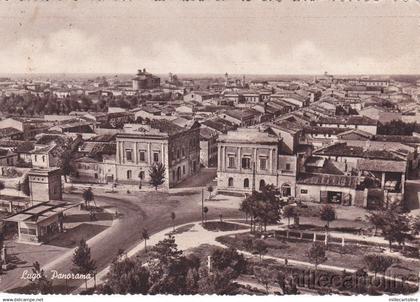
[[241, 75, 246, 87], [224, 72, 229, 87]]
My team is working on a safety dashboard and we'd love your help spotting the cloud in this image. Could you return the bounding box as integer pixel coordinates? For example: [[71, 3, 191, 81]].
[[0, 29, 418, 75]]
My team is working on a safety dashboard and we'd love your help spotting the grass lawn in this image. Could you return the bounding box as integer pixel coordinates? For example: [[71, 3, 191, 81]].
[[202, 221, 249, 232], [216, 232, 420, 278]]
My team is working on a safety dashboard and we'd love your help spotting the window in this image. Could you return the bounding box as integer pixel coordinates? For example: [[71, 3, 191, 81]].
[[182, 166, 185, 174], [139, 150, 146, 162], [126, 149, 133, 161], [127, 170, 132, 179], [260, 157, 267, 170], [301, 189, 308, 194], [228, 156, 236, 168], [42, 156, 45, 162], [244, 178, 249, 188], [241, 157, 251, 169], [285, 163, 291, 171], [182, 148, 185, 157], [177, 149, 180, 159], [228, 177, 234, 187], [34, 155, 37, 162], [153, 152, 159, 163]]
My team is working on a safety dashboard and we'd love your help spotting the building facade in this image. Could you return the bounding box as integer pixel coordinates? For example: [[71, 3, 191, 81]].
[[217, 128, 297, 196], [115, 121, 201, 188]]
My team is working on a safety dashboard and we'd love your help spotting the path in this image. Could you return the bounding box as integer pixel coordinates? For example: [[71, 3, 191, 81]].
[[79, 219, 419, 292]]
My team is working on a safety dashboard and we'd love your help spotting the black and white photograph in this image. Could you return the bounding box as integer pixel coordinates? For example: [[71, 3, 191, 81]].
[[0, 0, 419, 299]]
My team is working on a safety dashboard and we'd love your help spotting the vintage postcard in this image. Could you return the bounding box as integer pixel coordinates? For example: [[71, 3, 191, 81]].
[[0, 0, 419, 300]]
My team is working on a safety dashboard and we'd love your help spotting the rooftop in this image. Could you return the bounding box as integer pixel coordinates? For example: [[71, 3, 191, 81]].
[[318, 115, 377, 126], [218, 128, 280, 145], [297, 173, 357, 188]]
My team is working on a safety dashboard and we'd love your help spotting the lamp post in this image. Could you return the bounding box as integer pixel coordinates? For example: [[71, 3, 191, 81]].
[[201, 188, 204, 224]]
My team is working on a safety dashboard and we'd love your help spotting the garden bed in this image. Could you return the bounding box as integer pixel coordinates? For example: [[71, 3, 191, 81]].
[[216, 232, 420, 278], [202, 221, 248, 232]]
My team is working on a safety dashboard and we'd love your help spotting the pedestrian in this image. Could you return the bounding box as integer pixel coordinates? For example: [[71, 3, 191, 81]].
[[285, 258, 288, 266]]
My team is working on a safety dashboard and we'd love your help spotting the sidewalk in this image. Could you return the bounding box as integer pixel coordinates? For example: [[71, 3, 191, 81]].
[[77, 218, 419, 292]]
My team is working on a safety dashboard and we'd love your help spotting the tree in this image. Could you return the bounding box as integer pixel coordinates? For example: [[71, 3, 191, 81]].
[[202, 207, 209, 223], [207, 185, 214, 200], [253, 239, 268, 261], [82, 187, 94, 208], [380, 210, 412, 251], [148, 162, 166, 190], [170, 212, 176, 232], [320, 205, 336, 228], [253, 266, 273, 293], [197, 267, 238, 295], [21, 175, 30, 196], [363, 254, 399, 277], [307, 242, 326, 272], [366, 210, 387, 236], [142, 228, 150, 252], [72, 239, 96, 290], [30, 261, 52, 294], [411, 216, 420, 235], [58, 150, 74, 183], [276, 271, 299, 295], [101, 257, 150, 294], [283, 205, 297, 227], [210, 247, 246, 278], [240, 184, 283, 232], [149, 235, 183, 265], [0, 181, 5, 199]]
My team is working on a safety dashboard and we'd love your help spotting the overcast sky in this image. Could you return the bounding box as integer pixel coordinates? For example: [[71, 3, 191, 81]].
[[0, 0, 419, 75]]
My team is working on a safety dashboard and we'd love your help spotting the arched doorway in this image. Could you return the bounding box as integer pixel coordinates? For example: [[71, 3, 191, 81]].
[[281, 183, 291, 197], [259, 179, 266, 191], [243, 178, 249, 188]]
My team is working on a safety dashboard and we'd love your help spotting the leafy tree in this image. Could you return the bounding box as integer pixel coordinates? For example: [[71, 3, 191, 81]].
[[203, 206, 209, 222], [411, 216, 420, 235], [58, 150, 74, 183], [320, 204, 336, 228], [276, 271, 299, 295], [148, 162, 166, 190], [170, 212, 176, 232], [72, 239, 96, 290], [142, 228, 150, 252], [101, 257, 150, 294], [207, 185, 214, 200], [283, 205, 297, 227], [307, 242, 326, 272], [253, 239, 268, 261], [21, 175, 30, 196], [30, 261, 52, 294], [363, 254, 399, 277], [149, 235, 183, 265], [82, 187, 94, 208], [380, 209, 412, 251], [210, 247, 246, 278], [0, 181, 5, 198], [197, 267, 238, 295], [253, 266, 273, 293], [240, 184, 283, 232], [366, 210, 387, 236]]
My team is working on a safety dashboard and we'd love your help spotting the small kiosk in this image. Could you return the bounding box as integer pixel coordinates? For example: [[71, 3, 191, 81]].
[[3, 201, 75, 244]]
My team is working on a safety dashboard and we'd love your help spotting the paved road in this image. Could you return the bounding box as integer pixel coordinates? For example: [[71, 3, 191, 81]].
[[4, 189, 243, 292]]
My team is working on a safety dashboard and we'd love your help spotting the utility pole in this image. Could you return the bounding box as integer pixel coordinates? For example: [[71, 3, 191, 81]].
[[201, 188, 204, 224]]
